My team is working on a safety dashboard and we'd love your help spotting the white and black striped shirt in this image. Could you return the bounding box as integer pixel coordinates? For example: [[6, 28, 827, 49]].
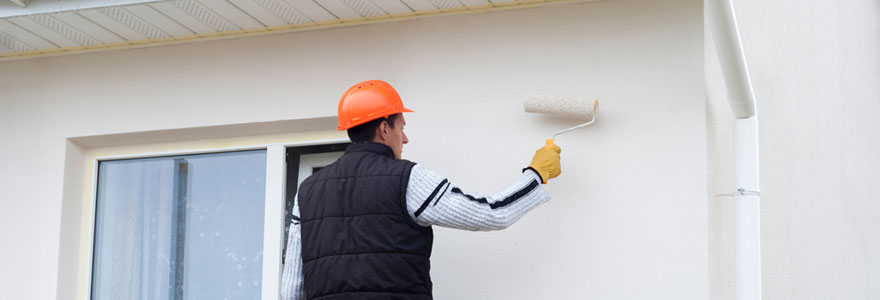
[[281, 165, 551, 300]]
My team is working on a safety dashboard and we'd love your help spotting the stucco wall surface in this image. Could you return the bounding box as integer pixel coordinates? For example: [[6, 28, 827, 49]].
[[0, 0, 705, 299], [706, 0, 880, 299]]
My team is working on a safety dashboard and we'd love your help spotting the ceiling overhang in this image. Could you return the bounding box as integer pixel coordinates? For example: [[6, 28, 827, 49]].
[[0, 0, 589, 61]]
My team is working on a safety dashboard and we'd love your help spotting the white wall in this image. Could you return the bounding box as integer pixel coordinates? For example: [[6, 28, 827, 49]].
[[706, 0, 880, 299], [0, 0, 706, 299]]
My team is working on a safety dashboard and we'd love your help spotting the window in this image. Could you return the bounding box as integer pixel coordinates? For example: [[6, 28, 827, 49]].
[[91, 150, 267, 300], [87, 140, 349, 300]]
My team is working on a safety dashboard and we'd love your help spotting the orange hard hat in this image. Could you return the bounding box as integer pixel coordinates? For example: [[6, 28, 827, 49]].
[[337, 80, 413, 131]]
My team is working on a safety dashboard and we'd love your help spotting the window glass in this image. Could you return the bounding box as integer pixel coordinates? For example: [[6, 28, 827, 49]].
[[92, 150, 266, 300]]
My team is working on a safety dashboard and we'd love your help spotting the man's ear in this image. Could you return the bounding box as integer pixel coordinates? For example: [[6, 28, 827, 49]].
[[375, 121, 388, 141]]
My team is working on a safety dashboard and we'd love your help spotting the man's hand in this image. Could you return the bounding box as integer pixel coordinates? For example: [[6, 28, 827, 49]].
[[527, 144, 562, 184]]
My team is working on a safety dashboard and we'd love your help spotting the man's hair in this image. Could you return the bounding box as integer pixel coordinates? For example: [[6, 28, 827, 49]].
[[347, 113, 400, 143]]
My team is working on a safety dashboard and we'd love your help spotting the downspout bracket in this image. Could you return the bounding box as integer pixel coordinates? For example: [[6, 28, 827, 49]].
[[736, 188, 761, 197]]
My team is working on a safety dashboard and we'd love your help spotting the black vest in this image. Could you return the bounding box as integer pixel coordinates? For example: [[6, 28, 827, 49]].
[[298, 142, 434, 300]]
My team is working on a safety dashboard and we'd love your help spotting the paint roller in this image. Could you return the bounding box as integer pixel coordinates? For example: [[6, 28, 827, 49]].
[[524, 96, 599, 147]]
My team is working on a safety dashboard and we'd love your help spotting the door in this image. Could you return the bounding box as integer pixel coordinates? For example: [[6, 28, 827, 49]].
[[282, 143, 349, 264], [296, 151, 344, 187]]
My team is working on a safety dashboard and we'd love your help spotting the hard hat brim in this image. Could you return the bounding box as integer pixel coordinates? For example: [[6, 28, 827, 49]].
[[336, 107, 414, 131]]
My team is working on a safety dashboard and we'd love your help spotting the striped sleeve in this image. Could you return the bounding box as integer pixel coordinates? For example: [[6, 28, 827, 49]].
[[280, 199, 305, 300], [405, 164, 551, 231]]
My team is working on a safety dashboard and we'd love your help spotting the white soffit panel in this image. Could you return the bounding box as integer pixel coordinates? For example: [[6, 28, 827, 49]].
[[369, 0, 413, 15], [124, 5, 194, 36], [338, 0, 385, 17], [166, 0, 240, 32], [148, 2, 216, 35], [248, 0, 310, 25], [0, 27, 35, 52], [96, 7, 171, 40], [315, 0, 362, 19], [197, 0, 264, 29], [7, 16, 81, 47], [228, 0, 288, 27], [398, 0, 437, 11], [76, 9, 147, 41], [24, 14, 102, 46], [426, 0, 463, 10], [0, 18, 55, 49], [283, 0, 336, 22], [458, 0, 490, 6], [52, 12, 125, 44], [0, 0, 592, 60]]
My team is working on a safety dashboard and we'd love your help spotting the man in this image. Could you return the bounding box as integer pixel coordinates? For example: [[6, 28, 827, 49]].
[[281, 80, 562, 300]]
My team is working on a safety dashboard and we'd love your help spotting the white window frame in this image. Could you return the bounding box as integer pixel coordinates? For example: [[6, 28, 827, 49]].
[[84, 138, 349, 300]]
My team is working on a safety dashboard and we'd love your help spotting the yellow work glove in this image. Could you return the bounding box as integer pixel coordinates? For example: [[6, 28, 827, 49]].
[[526, 144, 562, 184]]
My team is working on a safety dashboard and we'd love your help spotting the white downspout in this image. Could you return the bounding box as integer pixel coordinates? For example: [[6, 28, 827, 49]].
[[732, 117, 760, 300], [706, 0, 761, 300]]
